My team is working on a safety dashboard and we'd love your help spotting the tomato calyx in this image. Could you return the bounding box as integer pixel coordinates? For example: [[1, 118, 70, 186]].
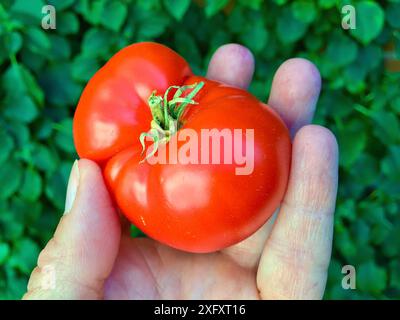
[[139, 81, 204, 160]]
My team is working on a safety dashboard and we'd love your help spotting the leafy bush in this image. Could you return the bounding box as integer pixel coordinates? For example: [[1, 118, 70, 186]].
[[0, 0, 399, 299]]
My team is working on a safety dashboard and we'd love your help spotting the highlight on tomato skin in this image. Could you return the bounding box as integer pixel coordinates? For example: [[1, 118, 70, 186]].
[[73, 42, 291, 253]]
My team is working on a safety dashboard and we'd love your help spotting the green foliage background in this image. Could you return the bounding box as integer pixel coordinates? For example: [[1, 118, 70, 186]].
[[0, 0, 399, 299]]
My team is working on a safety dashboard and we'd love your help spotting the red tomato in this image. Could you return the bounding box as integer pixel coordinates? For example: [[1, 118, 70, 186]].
[[73, 42, 291, 253]]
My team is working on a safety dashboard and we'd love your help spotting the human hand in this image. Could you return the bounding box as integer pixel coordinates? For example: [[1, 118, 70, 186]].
[[23, 44, 338, 300]]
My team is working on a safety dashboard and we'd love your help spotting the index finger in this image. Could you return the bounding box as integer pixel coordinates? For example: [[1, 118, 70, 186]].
[[268, 58, 321, 138], [206, 43, 255, 89]]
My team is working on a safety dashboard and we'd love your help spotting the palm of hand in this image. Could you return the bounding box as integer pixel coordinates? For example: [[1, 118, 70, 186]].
[[105, 235, 261, 299]]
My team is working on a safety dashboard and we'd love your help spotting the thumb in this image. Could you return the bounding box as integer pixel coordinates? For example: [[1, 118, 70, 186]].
[[23, 159, 121, 299]]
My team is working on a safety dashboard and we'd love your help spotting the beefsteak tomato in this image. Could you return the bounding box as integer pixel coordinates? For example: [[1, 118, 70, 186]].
[[73, 42, 291, 253]]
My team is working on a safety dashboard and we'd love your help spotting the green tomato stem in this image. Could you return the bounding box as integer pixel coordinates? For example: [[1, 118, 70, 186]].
[[139, 81, 204, 160]]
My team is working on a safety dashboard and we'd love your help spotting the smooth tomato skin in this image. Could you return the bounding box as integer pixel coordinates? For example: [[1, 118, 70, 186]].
[[74, 42, 291, 253], [103, 145, 141, 200]]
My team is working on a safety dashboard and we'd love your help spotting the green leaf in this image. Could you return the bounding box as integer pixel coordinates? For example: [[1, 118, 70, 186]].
[[45, 162, 72, 210], [10, 0, 45, 25], [0, 243, 10, 265], [0, 128, 14, 164], [29, 204, 59, 241], [4, 31, 22, 54], [319, 91, 354, 118], [350, 1, 384, 45], [130, 225, 145, 238], [57, 12, 80, 34], [239, 20, 268, 53], [226, 7, 246, 34], [352, 244, 375, 265], [174, 31, 201, 68], [1, 265, 28, 299], [38, 63, 81, 106], [136, 12, 170, 39], [5, 122, 30, 149], [358, 262, 387, 295], [54, 118, 75, 153], [9, 197, 42, 226], [325, 33, 358, 67], [291, 1, 317, 24], [344, 62, 367, 93], [382, 224, 400, 257], [249, 80, 268, 103], [209, 29, 231, 54], [372, 112, 400, 145], [395, 31, 400, 59], [390, 96, 400, 113], [386, 2, 400, 28], [2, 64, 44, 108], [359, 201, 388, 226], [20, 67, 45, 107], [318, 0, 337, 9], [163, 0, 190, 21], [2, 64, 25, 96], [48, 0, 75, 10], [34, 118, 54, 140], [357, 45, 382, 71], [326, 259, 343, 289], [82, 28, 114, 57], [48, 34, 71, 60], [9, 238, 40, 274], [71, 53, 100, 82], [381, 146, 400, 182], [0, 161, 23, 200], [337, 119, 367, 168], [305, 34, 323, 51], [351, 220, 370, 245], [238, 0, 263, 10], [32, 144, 59, 173], [335, 230, 357, 259], [276, 8, 308, 44], [336, 199, 356, 222], [76, 0, 106, 25], [136, 0, 162, 11], [389, 260, 400, 289], [0, 217, 24, 242], [24, 28, 51, 54], [204, 0, 229, 17], [3, 95, 38, 123], [370, 224, 391, 246], [101, 0, 128, 31], [20, 47, 46, 72], [350, 154, 379, 186], [19, 168, 42, 201]]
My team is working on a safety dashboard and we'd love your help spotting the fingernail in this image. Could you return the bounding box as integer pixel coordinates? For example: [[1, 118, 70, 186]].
[[64, 160, 80, 214]]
